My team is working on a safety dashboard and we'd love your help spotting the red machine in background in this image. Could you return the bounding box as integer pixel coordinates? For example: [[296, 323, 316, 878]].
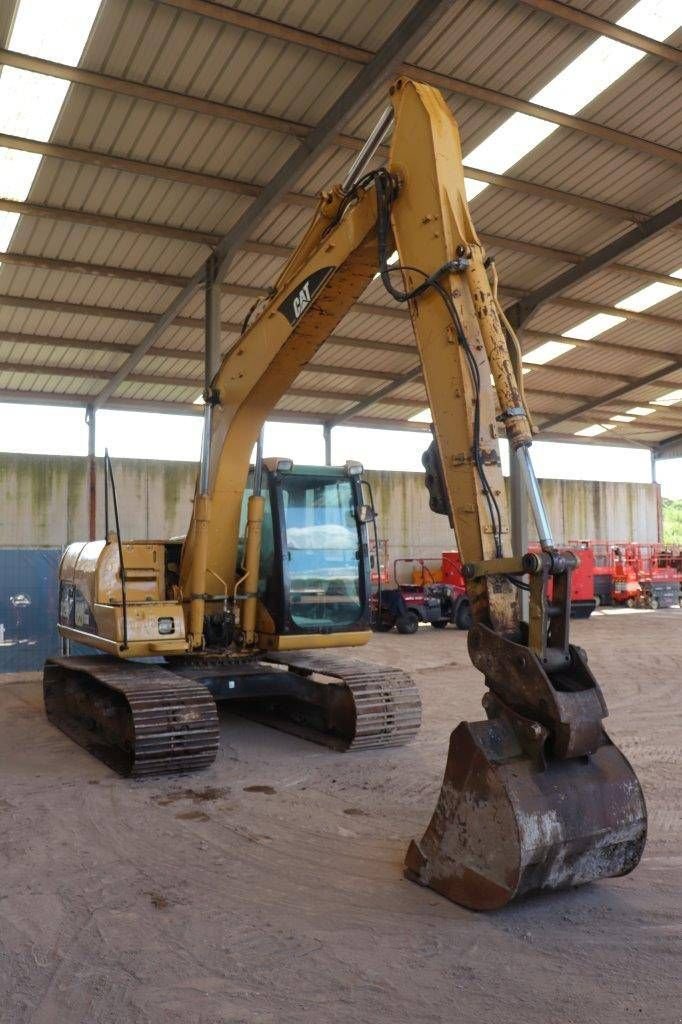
[[371, 539, 422, 635], [572, 540, 682, 609], [634, 543, 680, 608], [391, 553, 472, 632], [374, 552, 471, 633], [659, 546, 682, 574], [528, 543, 596, 618], [402, 547, 597, 625], [400, 552, 467, 591], [376, 538, 680, 635], [382, 546, 596, 632]]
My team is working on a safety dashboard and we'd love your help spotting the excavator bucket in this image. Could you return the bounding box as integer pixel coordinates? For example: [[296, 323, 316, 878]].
[[405, 626, 647, 911], [405, 718, 647, 911]]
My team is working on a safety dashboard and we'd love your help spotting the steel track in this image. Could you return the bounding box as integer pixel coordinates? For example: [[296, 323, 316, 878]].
[[266, 650, 422, 749], [44, 657, 219, 776]]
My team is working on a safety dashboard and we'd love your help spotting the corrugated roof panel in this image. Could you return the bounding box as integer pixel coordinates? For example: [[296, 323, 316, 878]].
[[2, 215, 209, 281], [0, 1, 20, 46], [81, 1, 359, 132], [582, 55, 682, 148], [415, 0, 637, 96], [319, 342, 416, 373], [0, 0, 679, 446], [224, 0, 414, 50], [527, 302, 680, 352], [275, 393, 355, 415], [0, 370, 94, 395], [0, 343, 117, 376], [507, 133, 680, 218]]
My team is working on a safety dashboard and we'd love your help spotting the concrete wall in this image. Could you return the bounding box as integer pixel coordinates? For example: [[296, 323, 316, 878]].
[[365, 469, 660, 563], [0, 453, 660, 554], [0, 453, 197, 547]]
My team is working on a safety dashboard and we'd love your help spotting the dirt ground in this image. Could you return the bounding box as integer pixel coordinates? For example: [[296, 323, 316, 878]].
[[1, 608, 680, 1024]]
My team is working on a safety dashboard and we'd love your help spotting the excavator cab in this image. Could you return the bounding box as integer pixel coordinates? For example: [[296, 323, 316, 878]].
[[237, 460, 374, 644]]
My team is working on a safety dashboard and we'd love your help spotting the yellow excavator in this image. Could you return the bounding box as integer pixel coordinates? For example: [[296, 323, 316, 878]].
[[44, 78, 646, 910]]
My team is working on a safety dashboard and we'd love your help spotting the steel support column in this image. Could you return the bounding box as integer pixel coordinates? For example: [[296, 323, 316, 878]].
[[323, 424, 332, 466], [199, 256, 221, 494], [205, 254, 222, 381], [509, 450, 529, 620], [651, 449, 663, 543], [86, 405, 96, 541]]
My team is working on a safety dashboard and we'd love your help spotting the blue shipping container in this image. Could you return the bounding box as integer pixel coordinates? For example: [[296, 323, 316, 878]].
[[0, 548, 62, 673]]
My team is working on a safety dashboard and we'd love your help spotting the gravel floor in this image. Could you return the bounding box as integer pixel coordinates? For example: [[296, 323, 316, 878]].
[[1, 608, 680, 1024]]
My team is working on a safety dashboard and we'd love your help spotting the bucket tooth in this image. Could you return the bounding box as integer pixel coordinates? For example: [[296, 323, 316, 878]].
[[405, 718, 647, 911]]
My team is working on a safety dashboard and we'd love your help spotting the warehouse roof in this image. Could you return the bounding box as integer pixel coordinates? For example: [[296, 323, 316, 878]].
[[0, 0, 680, 453]]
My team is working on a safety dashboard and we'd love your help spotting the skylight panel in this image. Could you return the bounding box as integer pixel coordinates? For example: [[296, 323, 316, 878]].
[[610, 414, 636, 423], [10, 0, 102, 65], [0, 212, 21, 252], [523, 340, 575, 365], [651, 389, 682, 407], [627, 407, 655, 416], [619, 0, 681, 40], [464, 179, 489, 202], [532, 36, 642, 117], [461, 0, 681, 202], [557, 266, 681, 347], [464, 114, 556, 179], [408, 408, 432, 423], [614, 271, 682, 312], [575, 424, 610, 437], [0, 0, 102, 267], [0, 148, 42, 201], [561, 313, 626, 341], [0, 69, 70, 142]]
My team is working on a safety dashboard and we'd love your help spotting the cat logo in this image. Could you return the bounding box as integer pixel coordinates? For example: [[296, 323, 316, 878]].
[[292, 280, 312, 320], [278, 266, 335, 326]]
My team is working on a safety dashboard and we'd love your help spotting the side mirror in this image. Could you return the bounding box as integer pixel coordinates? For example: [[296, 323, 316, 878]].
[[356, 504, 376, 525]]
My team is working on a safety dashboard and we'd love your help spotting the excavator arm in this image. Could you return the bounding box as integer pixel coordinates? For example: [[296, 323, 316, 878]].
[[180, 77, 528, 643], [177, 77, 646, 909], [178, 180, 381, 646]]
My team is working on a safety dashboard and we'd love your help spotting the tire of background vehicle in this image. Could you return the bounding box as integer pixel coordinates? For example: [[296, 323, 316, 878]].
[[455, 600, 473, 630], [375, 618, 395, 632], [396, 611, 419, 635], [430, 619, 448, 629]]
